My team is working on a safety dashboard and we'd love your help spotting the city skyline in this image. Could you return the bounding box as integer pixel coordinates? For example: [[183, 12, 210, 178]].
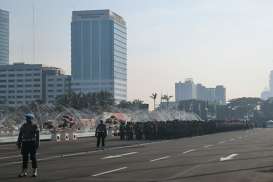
[[1, 0, 273, 105]]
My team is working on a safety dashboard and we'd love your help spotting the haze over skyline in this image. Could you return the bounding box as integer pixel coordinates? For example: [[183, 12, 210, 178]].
[[1, 0, 273, 105]]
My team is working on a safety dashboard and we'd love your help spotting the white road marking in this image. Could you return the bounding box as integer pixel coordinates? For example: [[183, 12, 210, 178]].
[[238, 136, 242, 139], [229, 138, 235, 142], [150, 156, 170, 162], [218, 141, 226, 144], [62, 152, 88, 158], [220, 154, 239, 162], [183, 149, 196, 154], [0, 141, 166, 167], [0, 154, 20, 160], [102, 152, 138, 159], [203, 145, 214, 148], [92, 167, 127, 177]]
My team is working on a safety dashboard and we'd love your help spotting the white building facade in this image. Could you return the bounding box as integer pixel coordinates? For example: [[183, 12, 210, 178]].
[[0, 63, 70, 107], [175, 79, 226, 104]]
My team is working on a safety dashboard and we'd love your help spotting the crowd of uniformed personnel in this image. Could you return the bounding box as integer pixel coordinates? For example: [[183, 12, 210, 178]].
[[119, 120, 253, 140]]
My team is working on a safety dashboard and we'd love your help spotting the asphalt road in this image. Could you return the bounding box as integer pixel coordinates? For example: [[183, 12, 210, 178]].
[[1, 128, 273, 182]]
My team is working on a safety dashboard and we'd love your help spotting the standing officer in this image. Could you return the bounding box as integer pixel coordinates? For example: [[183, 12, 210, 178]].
[[95, 120, 107, 149], [119, 122, 126, 140], [17, 113, 40, 177]]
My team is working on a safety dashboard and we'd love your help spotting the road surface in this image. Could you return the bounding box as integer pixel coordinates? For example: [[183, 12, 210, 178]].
[[1, 128, 273, 182]]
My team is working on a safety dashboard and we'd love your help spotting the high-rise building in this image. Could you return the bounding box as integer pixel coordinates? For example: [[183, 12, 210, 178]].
[[175, 79, 226, 104], [196, 83, 208, 101], [269, 70, 273, 92], [175, 79, 196, 101], [71, 10, 127, 102], [215, 85, 226, 104], [0, 63, 70, 107], [261, 71, 273, 100], [0, 9, 9, 65]]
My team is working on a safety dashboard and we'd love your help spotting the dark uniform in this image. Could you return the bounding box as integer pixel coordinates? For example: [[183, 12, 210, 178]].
[[119, 122, 126, 140], [96, 120, 107, 149], [17, 114, 39, 177]]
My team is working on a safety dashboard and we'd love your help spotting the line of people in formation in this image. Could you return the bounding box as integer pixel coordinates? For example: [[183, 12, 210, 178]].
[[118, 120, 253, 140]]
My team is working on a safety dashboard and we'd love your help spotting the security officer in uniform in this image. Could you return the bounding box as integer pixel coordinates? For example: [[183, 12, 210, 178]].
[[17, 113, 40, 177], [95, 120, 107, 149], [119, 122, 126, 140]]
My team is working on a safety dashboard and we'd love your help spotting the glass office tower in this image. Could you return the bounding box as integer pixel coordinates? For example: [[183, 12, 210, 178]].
[[0, 9, 9, 65], [71, 10, 127, 102]]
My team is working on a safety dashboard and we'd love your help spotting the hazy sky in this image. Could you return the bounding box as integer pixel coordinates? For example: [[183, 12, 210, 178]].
[[1, 0, 273, 106]]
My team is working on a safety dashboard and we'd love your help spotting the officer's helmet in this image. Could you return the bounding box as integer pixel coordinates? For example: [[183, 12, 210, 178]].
[[25, 113, 35, 121]]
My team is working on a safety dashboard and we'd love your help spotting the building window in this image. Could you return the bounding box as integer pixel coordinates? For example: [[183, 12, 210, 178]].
[[25, 90, 32, 93], [8, 80, 14, 82], [0, 85, 7, 88], [33, 84, 40, 87], [17, 90, 23, 93], [16, 74, 24, 77], [33, 95, 40, 98], [25, 73, 32, 76], [33, 90, 40, 93], [8, 90, 15, 93], [33, 79, 40, 82], [48, 84, 54, 87], [0, 90, 6, 93], [17, 85, 23, 87], [0, 80, 6, 83], [8, 74, 15, 77], [48, 90, 54, 92]]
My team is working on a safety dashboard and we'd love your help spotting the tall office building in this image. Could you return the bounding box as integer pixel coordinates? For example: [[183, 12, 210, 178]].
[[71, 10, 127, 102], [0, 9, 9, 65]]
